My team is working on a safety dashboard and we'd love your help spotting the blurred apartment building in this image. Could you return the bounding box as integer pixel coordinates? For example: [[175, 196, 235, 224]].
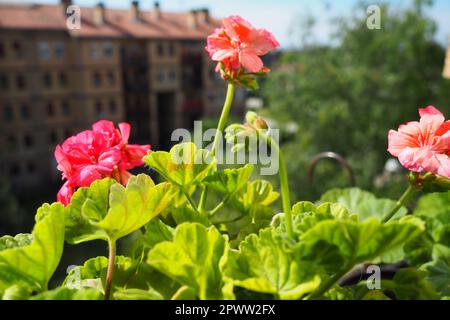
[[0, 1, 244, 189]]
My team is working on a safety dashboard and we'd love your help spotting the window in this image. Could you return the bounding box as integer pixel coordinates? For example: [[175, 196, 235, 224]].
[[157, 42, 164, 56], [38, 41, 51, 60], [0, 74, 8, 90], [107, 71, 115, 86], [49, 130, 58, 144], [24, 134, 34, 148], [91, 42, 102, 59], [3, 104, 13, 121], [27, 162, 35, 174], [7, 135, 17, 149], [16, 75, 26, 90], [54, 42, 65, 59], [47, 102, 55, 117], [104, 42, 114, 58], [20, 104, 29, 120], [168, 43, 175, 56], [0, 42, 5, 59], [95, 100, 103, 116], [43, 73, 52, 88], [61, 101, 71, 116], [109, 100, 117, 114], [157, 68, 164, 82], [93, 72, 102, 87], [12, 41, 23, 58], [59, 72, 68, 87], [168, 69, 176, 82], [10, 164, 20, 177]]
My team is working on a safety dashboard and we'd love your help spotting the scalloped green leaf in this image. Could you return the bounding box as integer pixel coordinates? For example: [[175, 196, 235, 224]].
[[319, 188, 408, 221], [30, 287, 103, 300], [224, 228, 322, 299], [147, 223, 228, 300], [203, 164, 254, 197], [421, 258, 450, 297], [144, 142, 216, 190], [113, 288, 163, 300], [0, 234, 33, 251], [0, 203, 65, 294], [65, 174, 172, 243], [381, 268, 439, 300], [297, 217, 424, 271]]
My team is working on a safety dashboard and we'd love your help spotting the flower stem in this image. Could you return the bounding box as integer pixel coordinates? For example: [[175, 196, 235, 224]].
[[381, 184, 416, 223], [200, 82, 236, 214], [211, 82, 236, 156], [104, 238, 116, 300], [262, 133, 294, 239], [307, 264, 352, 299]]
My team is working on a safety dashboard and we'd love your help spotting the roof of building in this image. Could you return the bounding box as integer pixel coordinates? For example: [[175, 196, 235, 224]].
[[0, 3, 220, 39]]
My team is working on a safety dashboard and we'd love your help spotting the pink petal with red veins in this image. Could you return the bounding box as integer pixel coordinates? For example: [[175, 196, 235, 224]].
[[222, 15, 253, 42], [119, 122, 131, 143], [419, 106, 443, 117], [57, 181, 75, 206], [211, 49, 237, 62], [435, 153, 450, 178], [239, 49, 263, 73], [76, 165, 104, 187]]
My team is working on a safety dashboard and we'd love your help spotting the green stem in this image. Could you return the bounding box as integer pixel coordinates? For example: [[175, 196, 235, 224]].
[[200, 82, 236, 215], [262, 133, 294, 239], [104, 238, 116, 300], [183, 190, 200, 214], [198, 185, 207, 214], [308, 264, 352, 300], [211, 82, 236, 156], [381, 184, 416, 223]]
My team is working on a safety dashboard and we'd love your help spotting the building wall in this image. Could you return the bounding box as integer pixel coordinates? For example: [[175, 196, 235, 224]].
[[0, 30, 240, 189]]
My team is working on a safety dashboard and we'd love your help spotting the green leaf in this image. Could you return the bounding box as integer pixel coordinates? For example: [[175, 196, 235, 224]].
[[64, 256, 137, 293], [141, 219, 174, 249], [30, 287, 103, 300], [0, 203, 65, 294], [66, 174, 172, 243], [421, 259, 450, 297], [413, 191, 450, 246], [147, 223, 228, 300], [113, 288, 163, 300], [231, 180, 279, 213], [319, 188, 408, 221], [144, 142, 216, 191], [288, 201, 356, 235], [382, 268, 439, 300], [297, 217, 424, 271], [0, 234, 33, 251], [203, 164, 254, 197], [224, 228, 322, 299], [172, 206, 211, 227]]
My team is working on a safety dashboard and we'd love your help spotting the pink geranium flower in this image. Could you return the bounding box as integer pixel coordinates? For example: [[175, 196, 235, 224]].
[[388, 106, 450, 178], [55, 120, 150, 205], [205, 15, 279, 74]]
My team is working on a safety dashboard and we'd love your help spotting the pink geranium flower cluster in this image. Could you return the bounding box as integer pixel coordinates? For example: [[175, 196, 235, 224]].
[[388, 106, 450, 178], [205, 15, 279, 75], [55, 120, 150, 205]]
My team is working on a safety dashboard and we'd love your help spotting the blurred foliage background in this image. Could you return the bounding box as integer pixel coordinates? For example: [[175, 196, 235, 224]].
[[260, 0, 450, 203]]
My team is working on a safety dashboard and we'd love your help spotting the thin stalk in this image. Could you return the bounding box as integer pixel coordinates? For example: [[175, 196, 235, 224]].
[[307, 264, 352, 300], [211, 82, 236, 156], [262, 133, 294, 239], [381, 184, 416, 223], [104, 238, 116, 300], [200, 82, 236, 214]]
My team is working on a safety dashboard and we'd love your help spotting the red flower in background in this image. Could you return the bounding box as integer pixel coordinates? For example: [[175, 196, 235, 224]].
[[55, 120, 150, 205], [388, 106, 450, 178], [205, 15, 279, 75]]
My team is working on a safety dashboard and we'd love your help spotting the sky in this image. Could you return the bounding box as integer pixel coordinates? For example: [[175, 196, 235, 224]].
[[2, 0, 450, 48]]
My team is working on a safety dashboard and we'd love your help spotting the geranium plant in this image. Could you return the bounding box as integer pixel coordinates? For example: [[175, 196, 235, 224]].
[[0, 15, 449, 301]]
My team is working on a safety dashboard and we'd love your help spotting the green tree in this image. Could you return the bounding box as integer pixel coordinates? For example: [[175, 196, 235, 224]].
[[263, 0, 449, 201]]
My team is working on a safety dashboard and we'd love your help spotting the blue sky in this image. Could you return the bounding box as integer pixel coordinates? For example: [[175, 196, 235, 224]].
[[3, 0, 450, 48]]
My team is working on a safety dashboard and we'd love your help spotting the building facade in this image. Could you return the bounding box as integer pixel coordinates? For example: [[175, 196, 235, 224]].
[[0, 1, 244, 189]]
